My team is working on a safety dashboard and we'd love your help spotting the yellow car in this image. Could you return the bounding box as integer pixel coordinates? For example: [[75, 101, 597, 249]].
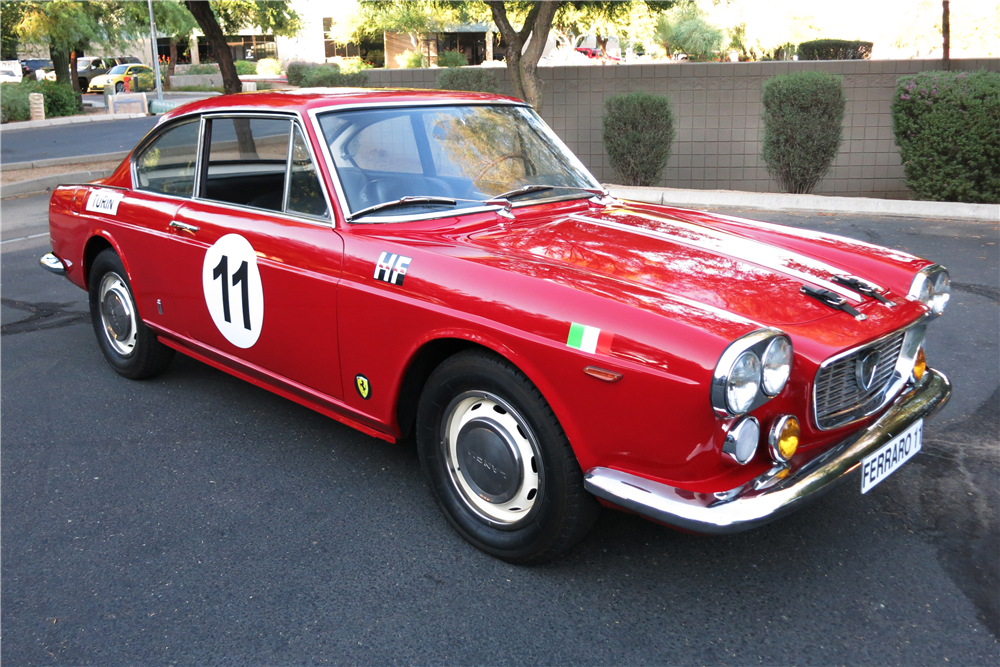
[[88, 64, 154, 93]]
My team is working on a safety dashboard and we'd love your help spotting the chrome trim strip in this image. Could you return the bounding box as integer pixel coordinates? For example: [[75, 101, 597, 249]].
[[584, 369, 950, 535], [571, 213, 864, 303], [39, 252, 66, 275], [812, 320, 927, 430]]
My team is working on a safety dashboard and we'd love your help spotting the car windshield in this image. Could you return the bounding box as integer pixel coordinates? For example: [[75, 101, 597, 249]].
[[108, 64, 130, 75], [318, 104, 599, 221]]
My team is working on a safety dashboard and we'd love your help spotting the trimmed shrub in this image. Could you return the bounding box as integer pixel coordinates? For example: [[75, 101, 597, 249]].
[[256, 58, 282, 76], [891, 70, 1000, 203], [184, 63, 219, 75], [602, 92, 676, 187], [234, 60, 257, 75], [798, 39, 873, 60], [437, 49, 468, 68], [1, 79, 79, 122], [395, 50, 426, 68], [435, 68, 498, 94], [300, 64, 369, 88], [760, 71, 845, 194], [285, 61, 310, 86]]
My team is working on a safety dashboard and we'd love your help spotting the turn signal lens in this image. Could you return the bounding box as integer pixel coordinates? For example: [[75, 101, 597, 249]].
[[768, 415, 800, 463], [913, 347, 927, 381]]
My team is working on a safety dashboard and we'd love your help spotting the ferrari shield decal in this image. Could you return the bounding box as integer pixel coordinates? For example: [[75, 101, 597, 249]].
[[355, 374, 371, 399], [566, 323, 614, 355]]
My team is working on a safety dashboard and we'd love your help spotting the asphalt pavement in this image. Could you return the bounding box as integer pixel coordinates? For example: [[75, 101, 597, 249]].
[[0, 115, 159, 164], [2, 191, 997, 664]]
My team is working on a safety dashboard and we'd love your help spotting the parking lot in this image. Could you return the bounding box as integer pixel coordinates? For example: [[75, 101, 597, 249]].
[[2, 192, 997, 665]]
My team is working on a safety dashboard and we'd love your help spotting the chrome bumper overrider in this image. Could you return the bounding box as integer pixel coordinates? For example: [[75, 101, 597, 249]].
[[39, 252, 67, 275], [584, 369, 951, 535]]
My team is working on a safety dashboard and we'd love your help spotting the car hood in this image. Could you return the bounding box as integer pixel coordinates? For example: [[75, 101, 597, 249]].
[[468, 203, 881, 327]]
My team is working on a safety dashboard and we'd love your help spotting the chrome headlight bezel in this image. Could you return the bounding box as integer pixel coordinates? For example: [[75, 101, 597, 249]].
[[908, 264, 950, 318], [711, 329, 794, 418]]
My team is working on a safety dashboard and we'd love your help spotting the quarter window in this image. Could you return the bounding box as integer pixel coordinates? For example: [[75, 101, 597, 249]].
[[134, 119, 200, 197], [287, 126, 328, 218]]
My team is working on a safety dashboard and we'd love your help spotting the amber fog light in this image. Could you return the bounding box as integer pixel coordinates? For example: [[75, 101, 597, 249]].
[[768, 415, 800, 463], [913, 347, 927, 381]]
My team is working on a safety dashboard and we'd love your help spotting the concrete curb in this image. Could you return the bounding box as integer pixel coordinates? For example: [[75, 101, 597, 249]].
[[1, 151, 129, 173], [0, 112, 148, 131], [607, 185, 1000, 223], [1, 169, 114, 198]]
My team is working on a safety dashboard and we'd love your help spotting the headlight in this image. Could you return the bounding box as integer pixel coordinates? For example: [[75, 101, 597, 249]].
[[908, 265, 950, 317], [711, 329, 793, 417], [760, 336, 793, 396], [727, 351, 761, 414]]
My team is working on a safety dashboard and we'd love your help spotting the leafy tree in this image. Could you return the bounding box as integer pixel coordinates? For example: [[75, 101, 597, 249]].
[[15, 1, 139, 96], [655, 3, 724, 60], [1, 1, 25, 60], [184, 1, 301, 95]]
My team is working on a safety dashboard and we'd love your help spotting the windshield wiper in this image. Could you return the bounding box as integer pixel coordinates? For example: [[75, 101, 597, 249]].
[[348, 196, 457, 221], [489, 185, 608, 202]]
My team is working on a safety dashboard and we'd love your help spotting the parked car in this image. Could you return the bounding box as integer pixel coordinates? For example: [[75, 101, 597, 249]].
[[87, 63, 154, 93], [19, 58, 52, 79], [0, 60, 23, 83], [75, 57, 116, 91], [41, 90, 952, 563]]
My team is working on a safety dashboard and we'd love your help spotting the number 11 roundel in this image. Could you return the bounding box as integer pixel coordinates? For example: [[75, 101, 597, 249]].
[[202, 234, 264, 348]]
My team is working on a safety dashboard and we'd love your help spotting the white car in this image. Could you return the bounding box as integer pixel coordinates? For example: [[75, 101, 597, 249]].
[[0, 60, 23, 84]]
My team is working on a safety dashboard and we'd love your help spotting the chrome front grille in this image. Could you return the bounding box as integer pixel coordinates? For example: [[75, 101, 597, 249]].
[[813, 330, 907, 430]]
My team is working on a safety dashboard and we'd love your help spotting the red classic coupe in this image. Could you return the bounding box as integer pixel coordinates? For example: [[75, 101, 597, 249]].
[[41, 89, 951, 563]]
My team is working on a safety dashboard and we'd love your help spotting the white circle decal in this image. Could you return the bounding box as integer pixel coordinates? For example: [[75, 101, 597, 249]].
[[202, 234, 264, 348]]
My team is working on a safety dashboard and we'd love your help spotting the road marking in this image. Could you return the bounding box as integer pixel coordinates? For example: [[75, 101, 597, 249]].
[[1, 232, 48, 244]]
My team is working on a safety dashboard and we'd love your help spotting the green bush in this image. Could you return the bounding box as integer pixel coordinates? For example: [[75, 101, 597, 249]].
[[798, 39, 873, 60], [437, 49, 468, 68], [760, 71, 845, 194], [256, 58, 282, 76], [435, 68, 498, 94], [891, 70, 1000, 203], [184, 63, 218, 75], [135, 70, 165, 92], [235, 60, 257, 75], [285, 61, 310, 86], [300, 63, 369, 88], [602, 92, 676, 187], [1, 79, 79, 122], [339, 58, 373, 73], [395, 50, 426, 68]]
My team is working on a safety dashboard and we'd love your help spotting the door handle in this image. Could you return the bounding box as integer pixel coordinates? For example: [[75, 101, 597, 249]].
[[169, 220, 199, 233]]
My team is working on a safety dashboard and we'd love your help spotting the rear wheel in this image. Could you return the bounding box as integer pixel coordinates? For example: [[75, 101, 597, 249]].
[[416, 350, 598, 563], [88, 249, 174, 379], [114, 81, 124, 93]]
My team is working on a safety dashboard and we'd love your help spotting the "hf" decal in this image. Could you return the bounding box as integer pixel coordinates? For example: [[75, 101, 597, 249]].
[[373, 251, 412, 286]]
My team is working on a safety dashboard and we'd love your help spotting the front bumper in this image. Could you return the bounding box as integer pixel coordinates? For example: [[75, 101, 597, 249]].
[[584, 368, 951, 535]]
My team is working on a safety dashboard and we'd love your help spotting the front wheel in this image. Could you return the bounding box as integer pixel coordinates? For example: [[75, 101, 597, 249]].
[[114, 81, 124, 93], [416, 350, 599, 563], [88, 249, 174, 379]]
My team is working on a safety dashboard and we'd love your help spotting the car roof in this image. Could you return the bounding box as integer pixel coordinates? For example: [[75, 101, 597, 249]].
[[158, 88, 526, 124]]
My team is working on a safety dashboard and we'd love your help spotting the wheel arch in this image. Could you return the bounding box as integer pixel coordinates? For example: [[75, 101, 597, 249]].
[[82, 233, 132, 291], [395, 337, 480, 440]]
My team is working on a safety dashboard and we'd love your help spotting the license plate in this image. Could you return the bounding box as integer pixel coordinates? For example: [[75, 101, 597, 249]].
[[861, 419, 923, 494]]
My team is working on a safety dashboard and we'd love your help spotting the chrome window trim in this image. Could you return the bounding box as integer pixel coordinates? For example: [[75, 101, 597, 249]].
[[811, 319, 927, 431], [129, 115, 203, 197], [306, 100, 602, 225], [710, 328, 790, 418]]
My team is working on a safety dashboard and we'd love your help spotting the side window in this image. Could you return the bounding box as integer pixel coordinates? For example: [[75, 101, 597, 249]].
[[134, 119, 200, 197], [287, 126, 328, 219], [204, 117, 290, 212], [347, 115, 421, 174]]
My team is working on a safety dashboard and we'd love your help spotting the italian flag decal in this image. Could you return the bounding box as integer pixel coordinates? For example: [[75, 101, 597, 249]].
[[566, 323, 614, 355]]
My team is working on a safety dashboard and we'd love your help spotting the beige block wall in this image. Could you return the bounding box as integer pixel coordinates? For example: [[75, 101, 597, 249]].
[[370, 58, 999, 199]]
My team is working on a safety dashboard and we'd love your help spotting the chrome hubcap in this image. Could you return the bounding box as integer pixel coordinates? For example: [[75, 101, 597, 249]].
[[442, 392, 540, 526], [99, 272, 137, 357]]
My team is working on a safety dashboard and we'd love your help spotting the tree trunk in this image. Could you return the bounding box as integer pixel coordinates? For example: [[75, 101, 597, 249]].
[[168, 38, 178, 78], [488, 1, 561, 113], [185, 0, 241, 94], [50, 45, 70, 86], [942, 0, 951, 71]]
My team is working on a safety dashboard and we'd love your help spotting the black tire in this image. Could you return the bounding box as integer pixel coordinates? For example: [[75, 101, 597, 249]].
[[78, 78, 88, 91], [114, 81, 124, 93], [416, 350, 599, 564], [88, 248, 174, 380]]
